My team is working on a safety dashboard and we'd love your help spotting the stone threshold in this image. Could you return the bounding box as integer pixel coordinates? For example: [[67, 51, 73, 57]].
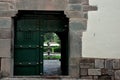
[[0, 76, 93, 80], [1, 78, 93, 80], [12, 75, 70, 78]]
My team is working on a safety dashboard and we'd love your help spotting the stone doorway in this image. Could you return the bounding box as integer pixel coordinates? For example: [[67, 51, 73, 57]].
[[13, 11, 69, 76]]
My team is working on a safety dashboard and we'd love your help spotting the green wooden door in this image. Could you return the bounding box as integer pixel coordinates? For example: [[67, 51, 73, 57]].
[[14, 11, 69, 76], [14, 17, 43, 75]]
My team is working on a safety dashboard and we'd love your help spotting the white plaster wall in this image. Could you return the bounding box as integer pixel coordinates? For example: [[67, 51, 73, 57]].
[[82, 0, 120, 58]]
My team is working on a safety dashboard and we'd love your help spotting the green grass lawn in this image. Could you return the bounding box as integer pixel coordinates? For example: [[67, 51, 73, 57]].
[[44, 55, 61, 60]]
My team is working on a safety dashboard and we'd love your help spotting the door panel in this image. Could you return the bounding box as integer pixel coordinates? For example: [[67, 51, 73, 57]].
[[15, 66, 39, 75], [14, 18, 43, 75]]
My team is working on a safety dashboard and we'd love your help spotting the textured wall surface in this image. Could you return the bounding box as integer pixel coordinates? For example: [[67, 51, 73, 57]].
[[79, 58, 120, 80], [83, 0, 120, 59]]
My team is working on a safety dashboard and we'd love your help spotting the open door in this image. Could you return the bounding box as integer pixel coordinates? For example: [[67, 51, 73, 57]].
[[14, 11, 69, 76]]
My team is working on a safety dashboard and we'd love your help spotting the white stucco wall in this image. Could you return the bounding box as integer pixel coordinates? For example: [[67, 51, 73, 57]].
[[82, 0, 120, 58]]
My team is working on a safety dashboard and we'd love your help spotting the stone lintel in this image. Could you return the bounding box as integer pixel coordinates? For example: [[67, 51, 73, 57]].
[[16, 0, 67, 10]]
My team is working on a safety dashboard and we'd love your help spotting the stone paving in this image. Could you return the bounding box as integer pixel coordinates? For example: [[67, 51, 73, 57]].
[[44, 60, 61, 76]]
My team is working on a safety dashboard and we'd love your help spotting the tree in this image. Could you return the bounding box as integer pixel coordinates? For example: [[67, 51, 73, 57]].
[[44, 33, 60, 43]]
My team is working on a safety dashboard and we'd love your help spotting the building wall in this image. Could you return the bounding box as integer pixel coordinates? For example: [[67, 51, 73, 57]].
[[0, 0, 102, 79], [79, 58, 120, 80], [83, 0, 120, 59]]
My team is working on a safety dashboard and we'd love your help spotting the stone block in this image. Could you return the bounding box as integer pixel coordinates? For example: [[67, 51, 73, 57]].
[[80, 63, 94, 68], [1, 58, 11, 77], [69, 58, 80, 65], [115, 70, 120, 80], [80, 58, 95, 63], [0, 28, 11, 39], [107, 70, 114, 76], [69, 0, 82, 4], [70, 18, 88, 29], [69, 31, 82, 57], [113, 59, 120, 69], [101, 69, 108, 75], [69, 22, 86, 31], [98, 76, 112, 80], [80, 76, 93, 79], [93, 76, 98, 79], [95, 59, 104, 68], [0, 11, 17, 17], [83, 12, 88, 19], [67, 4, 82, 11], [0, 2, 15, 11], [69, 65, 80, 78], [83, 5, 97, 12], [0, 39, 11, 57], [105, 59, 113, 69], [16, 0, 39, 10], [88, 69, 101, 75], [81, 0, 89, 5], [0, 17, 11, 28], [70, 18, 85, 22], [0, 2, 9, 10], [66, 11, 84, 18], [88, 6, 98, 11], [101, 69, 114, 76], [80, 68, 88, 75], [69, 0, 89, 5], [16, 0, 67, 10]]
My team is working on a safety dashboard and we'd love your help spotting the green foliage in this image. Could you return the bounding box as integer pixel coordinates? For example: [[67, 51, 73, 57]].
[[44, 33, 54, 42], [53, 46, 61, 52], [44, 33, 60, 43], [44, 33, 61, 53]]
